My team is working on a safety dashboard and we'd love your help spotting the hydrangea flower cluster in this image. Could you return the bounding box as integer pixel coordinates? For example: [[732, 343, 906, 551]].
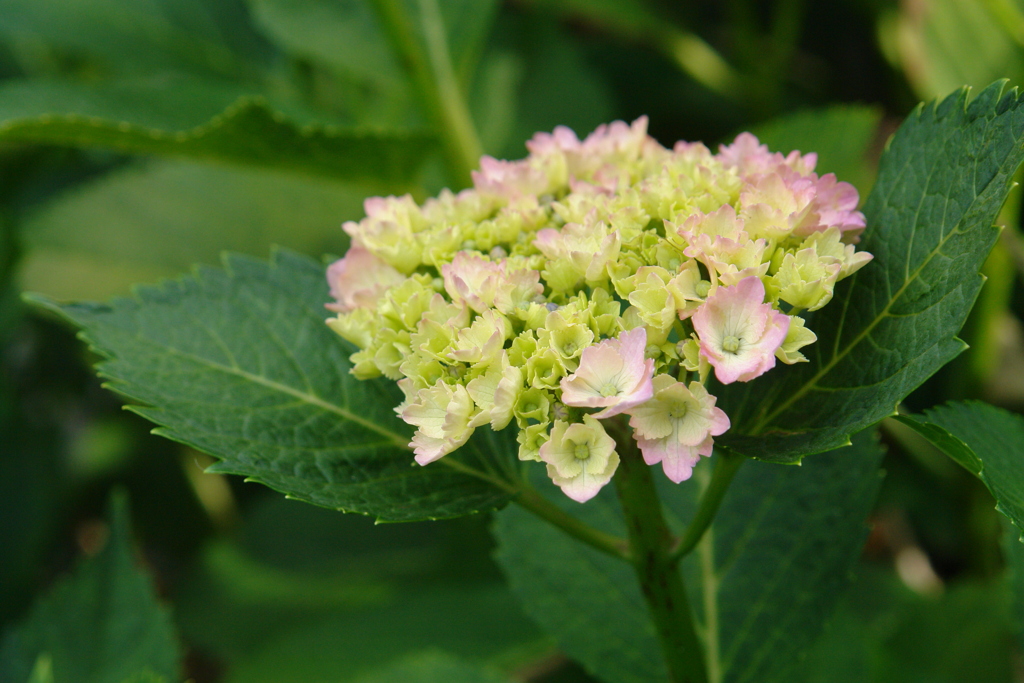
[[326, 118, 872, 502]]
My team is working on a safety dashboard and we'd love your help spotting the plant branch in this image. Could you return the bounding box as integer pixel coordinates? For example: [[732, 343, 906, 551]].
[[369, 0, 483, 188], [670, 449, 744, 561], [512, 486, 631, 561], [444, 454, 630, 561], [614, 437, 708, 683]]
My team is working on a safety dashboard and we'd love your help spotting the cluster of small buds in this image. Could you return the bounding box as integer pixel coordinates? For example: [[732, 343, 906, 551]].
[[326, 117, 872, 502]]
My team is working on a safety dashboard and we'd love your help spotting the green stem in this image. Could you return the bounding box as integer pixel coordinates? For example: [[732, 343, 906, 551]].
[[670, 450, 744, 561], [442, 456, 630, 561], [614, 439, 708, 683], [672, 319, 688, 343], [369, 0, 482, 188], [514, 487, 631, 561]]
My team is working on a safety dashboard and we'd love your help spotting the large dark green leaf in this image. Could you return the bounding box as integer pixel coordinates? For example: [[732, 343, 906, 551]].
[[492, 433, 883, 683], [0, 78, 434, 187], [27, 250, 516, 521], [0, 493, 179, 683], [692, 432, 884, 683], [16, 159, 364, 301], [892, 402, 1024, 658], [896, 400, 1024, 538], [718, 81, 1024, 462]]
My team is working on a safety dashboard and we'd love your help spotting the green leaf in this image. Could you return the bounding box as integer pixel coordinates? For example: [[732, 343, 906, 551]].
[[16, 159, 365, 301], [492, 433, 884, 683], [0, 492, 179, 683], [358, 0, 498, 186], [434, 0, 502, 85], [718, 81, 1024, 462], [27, 250, 515, 521], [789, 567, 1015, 683], [218, 585, 544, 683], [1003, 518, 1024, 654], [174, 494, 545, 675], [0, 0, 262, 79], [0, 413, 62, 628], [694, 432, 884, 683], [244, 0, 419, 130], [886, 0, 1024, 101], [896, 400, 1024, 538], [749, 105, 883, 198], [0, 78, 434, 187], [351, 651, 515, 683], [248, 0, 497, 90], [247, 0, 408, 89]]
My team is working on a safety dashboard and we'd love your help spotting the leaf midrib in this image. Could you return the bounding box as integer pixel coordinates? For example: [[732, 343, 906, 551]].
[[72, 282, 518, 495], [121, 345, 519, 494], [107, 335, 413, 450]]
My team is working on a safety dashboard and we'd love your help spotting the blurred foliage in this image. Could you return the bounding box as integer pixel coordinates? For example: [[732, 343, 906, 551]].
[[3, 0, 1024, 682], [0, 492, 179, 683]]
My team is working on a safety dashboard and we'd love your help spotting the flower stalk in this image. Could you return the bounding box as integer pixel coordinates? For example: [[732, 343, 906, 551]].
[[513, 486, 631, 561], [671, 448, 745, 561], [614, 435, 709, 683]]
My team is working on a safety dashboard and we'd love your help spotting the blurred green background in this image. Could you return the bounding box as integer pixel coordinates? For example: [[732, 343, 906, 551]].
[[4, 0, 1024, 681]]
